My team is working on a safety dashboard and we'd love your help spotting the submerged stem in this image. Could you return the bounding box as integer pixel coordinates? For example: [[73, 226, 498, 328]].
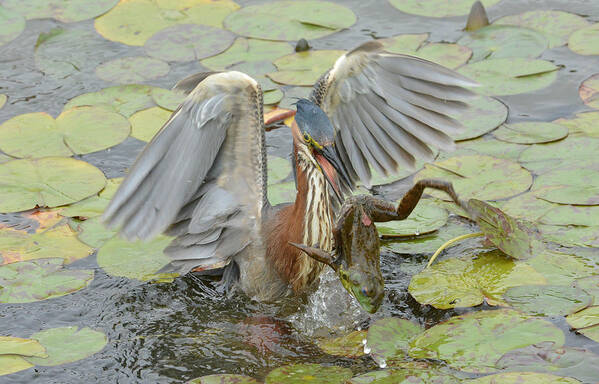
[[426, 232, 484, 268]]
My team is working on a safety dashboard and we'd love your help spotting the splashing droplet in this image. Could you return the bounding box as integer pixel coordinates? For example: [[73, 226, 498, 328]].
[[379, 359, 387, 369], [415, 229, 420, 236], [363, 344, 371, 354], [357, 326, 361, 331], [362, 338, 367, 345]]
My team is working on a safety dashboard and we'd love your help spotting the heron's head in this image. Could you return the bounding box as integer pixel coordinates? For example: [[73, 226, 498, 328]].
[[293, 99, 351, 200]]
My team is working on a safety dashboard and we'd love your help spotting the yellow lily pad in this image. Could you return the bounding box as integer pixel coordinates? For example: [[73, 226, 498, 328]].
[[269, 50, 345, 86], [129, 107, 171, 142]]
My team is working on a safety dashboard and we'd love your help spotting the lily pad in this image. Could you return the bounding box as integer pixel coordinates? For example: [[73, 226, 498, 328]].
[[458, 58, 558, 96], [414, 155, 533, 201], [504, 285, 592, 317], [129, 107, 171, 142], [317, 330, 366, 358], [25, 326, 107, 366], [0, 107, 130, 158], [269, 50, 345, 86], [224, 1, 356, 41], [496, 342, 599, 384], [409, 309, 565, 373], [268, 155, 292, 184], [70, 216, 117, 249], [95, 56, 169, 84], [500, 192, 557, 222], [388, 0, 500, 18], [97, 235, 175, 281], [0, 355, 32, 376], [539, 224, 599, 248], [519, 137, 599, 175], [415, 42, 472, 69], [0, 6, 25, 47], [525, 250, 596, 286], [65, 84, 156, 117], [381, 34, 429, 54], [533, 168, 599, 205], [2, 0, 118, 23], [493, 122, 568, 144], [201, 37, 294, 70], [0, 157, 106, 213], [451, 138, 527, 161], [264, 363, 352, 384], [555, 111, 599, 138], [144, 24, 235, 62], [0, 94, 6, 109], [151, 88, 185, 111], [377, 200, 448, 237], [458, 25, 548, 62], [579, 74, 599, 110], [60, 178, 122, 219], [263, 89, 284, 105], [0, 337, 46, 358], [348, 368, 461, 384], [366, 318, 423, 365], [268, 182, 296, 206], [95, 0, 240, 46], [189, 375, 259, 384], [409, 250, 546, 309], [0, 258, 94, 303], [451, 96, 508, 141], [469, 372, 580, 384], [539, 204, 599, 226], [566, 306, 599, 342], [575, 276, 599, 304], [569, 23, 599, 56], [494, 10, 589, 48]]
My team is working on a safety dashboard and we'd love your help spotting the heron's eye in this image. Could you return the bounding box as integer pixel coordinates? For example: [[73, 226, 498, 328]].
[[303, 132, 310, 142]]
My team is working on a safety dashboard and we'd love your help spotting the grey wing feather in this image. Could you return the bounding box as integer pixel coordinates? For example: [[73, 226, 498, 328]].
[[103, 71, 266, 276], [311, 40, 477, 187]]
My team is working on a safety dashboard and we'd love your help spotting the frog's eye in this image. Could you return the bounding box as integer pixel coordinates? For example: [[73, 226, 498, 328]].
[[361, 287, 369, 296], [303, 132, 310, 143]]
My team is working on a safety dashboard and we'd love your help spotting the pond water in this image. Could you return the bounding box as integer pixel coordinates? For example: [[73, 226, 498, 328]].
[[1, 0, 599, 383]]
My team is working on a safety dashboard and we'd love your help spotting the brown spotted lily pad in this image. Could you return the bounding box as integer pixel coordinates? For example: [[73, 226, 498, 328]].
[[579, 74, 599, 110], [317, 330, 366, 358], [533, 168, 599, 205], [95, 56, 169, 84], [503, 285, 592, 317], [366, 317, 423, 366], [264, 363, 352, 384]]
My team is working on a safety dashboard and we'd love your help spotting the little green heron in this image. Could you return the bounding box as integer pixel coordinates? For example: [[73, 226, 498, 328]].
[[103, 40, 476, 301]]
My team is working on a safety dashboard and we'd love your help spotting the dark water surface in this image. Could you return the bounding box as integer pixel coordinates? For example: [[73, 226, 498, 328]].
[[2, 1, 599, 383]]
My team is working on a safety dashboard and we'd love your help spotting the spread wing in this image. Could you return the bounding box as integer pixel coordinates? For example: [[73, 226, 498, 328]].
[[311, 40, 477, 187], [103, 71, 267, 275]]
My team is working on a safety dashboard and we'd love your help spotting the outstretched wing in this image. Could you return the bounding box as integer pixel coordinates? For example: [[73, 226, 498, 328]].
[[311, 40, 477, 187], [103, 71, 267, 275]]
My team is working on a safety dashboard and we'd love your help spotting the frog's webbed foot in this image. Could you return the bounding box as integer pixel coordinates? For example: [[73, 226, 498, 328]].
[[288, 242, 339, 272]]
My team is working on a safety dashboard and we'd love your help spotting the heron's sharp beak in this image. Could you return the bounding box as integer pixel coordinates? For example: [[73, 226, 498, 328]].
[[315, 144, 351, 203]]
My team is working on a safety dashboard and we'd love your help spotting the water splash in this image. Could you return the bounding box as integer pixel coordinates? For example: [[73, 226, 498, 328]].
[[378, 359, 387, 369], [363, 344, 371, 354]]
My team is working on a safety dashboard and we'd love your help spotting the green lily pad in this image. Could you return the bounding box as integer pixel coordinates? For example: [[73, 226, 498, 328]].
[[129, 107, 171, 142], [388, 0, 500, 18], [0, 355, 33, 376], [94, 0, 240, 46], [458, 25, 548, 62], [268, 182, 296, 206], [493, 122, 568, 144], [224, 1, 356, 41], [151, 88, 185, 111], [458, 58, 558, 96], [415, 43, 472, 69], [0, 107, 130, 158], [408, 250, 546, 309], [263, 89, 284, 105], [575, 276, 599, 304], [377, 200, 448, 237], [525, 250, 596, 286], [504, 285, 592, 317], [0, 157, 106, 213], [201, 37, 294, 71], [95, 56, 169, 84], [452, 96, 508, 141], [366, 318, 423, 365], [414, 155, 532, 201], [519, 137, 599, 175], [144, 24, 235, 62], [97, 235, 175, 281], [555, 111, 599, 138], [317, 330, 366, 358], [0, 337, 46, 358], [0, 258, 94, 303], [539, 224, 599, 248], [0, 6, 24, 47], [65, 84, 156, 117], [409, 308, 565, 373], [539, 204, 599, 226], [60, 178, 122, 219], [189, 374, 260, 384], [469, 199, 544, 260], [496, 342, 599, 384], [2, 0, 118, 23], [269, 50, 345, 86], [533, 168, 599, 205], [268, 155, 292, 185], [500, 191, 557, 222], [469, 372, 580, 384], [349, 368, 461, 384], [25, 326, 107, 366], [449, 138, 527, 161], [494, 10, 589, 48], [566, 306, 599, 342], [569, 23, 599, 56], [70, 216, 117, 249], [579, 74, 599, 110], [264, 363, 352, 384], [0, 94, 6, 109], [380, 33, 429, 54]]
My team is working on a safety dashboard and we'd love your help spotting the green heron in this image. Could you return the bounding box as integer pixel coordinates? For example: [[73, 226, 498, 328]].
[[103, 40, 476, 302]]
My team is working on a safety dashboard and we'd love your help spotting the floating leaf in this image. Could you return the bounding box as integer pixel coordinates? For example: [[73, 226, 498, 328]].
[[458, 58, 558, 96], [519, 137, 599, 175], [0, 107, 130, 158], [469, 372, 580, 384], [569, 23, 599, 56], [0, 355, 32, 376], [264, 363, 352, 384], [504, 285, 592, 317], [189, 374, 259, 384], [415, 42, 472, 69], [409, 250, 546, 309], [533, 168, 599, 205], [0, 157, 106, 213], [539, 224, 599, 248], [0, 337, 46, 358], [500, 192, 556, 222], [70, 217, 117, 249], [579, 74, 599, 110], [2, 0, 118, 23], [317, 330, 366, 358], [458, 25, 548, 62], [539, 204, 599, 226], [0, 94, 6, 109], [151, 88, 185, 111], [451, 138, 527, 161], [575, 276, 599, 304], [409, 309, 565, 373], [349, 368, 461, 383], [366, 318, 423, 365], [25, 326, 107, 366], [129, 107, 171, 142], [65, 84, 156, 117], [388, 0, 500, 18], [268, 155, 292, 185], [414, 155, 532, 201], [60, 178, 122, 219], [0, 6, 24, 47], [452, 96, 508, 141], [269, 50, 345, 86], [555, 111, 599, 138], [566, 306, 599, 343], [0, 258, 93, 303], [95, 56, 169, 84], [263, 89, 284, 105], [144, 24, 235, 62], [224, 1, 356, 41], [493, 122, 568, 144], [95, 0, 240, 46], [201, 37, 294, 70], [268, 182, 296, 206], [525, 250, 596, 286], [377, 200, 448, 237], [381, 34, 429, 54]]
